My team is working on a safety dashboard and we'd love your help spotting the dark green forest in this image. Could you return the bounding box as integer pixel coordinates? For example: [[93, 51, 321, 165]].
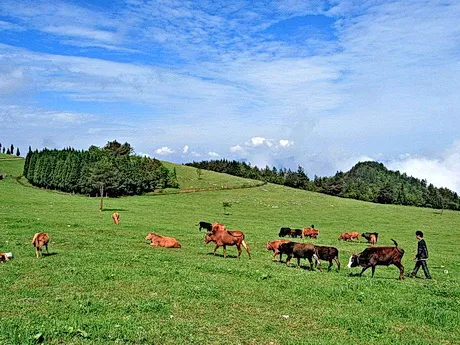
[[23, 141, 178, 197], [186, 160, 459, 211]]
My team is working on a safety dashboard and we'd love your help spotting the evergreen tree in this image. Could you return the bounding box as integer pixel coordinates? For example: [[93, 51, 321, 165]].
[[10, 144, 14, 154], [16, 147, 20, 156]]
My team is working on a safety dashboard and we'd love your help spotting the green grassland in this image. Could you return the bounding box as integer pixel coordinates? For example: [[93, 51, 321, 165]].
[[0, 158, 459, 345], [161, 161, 261, 190]]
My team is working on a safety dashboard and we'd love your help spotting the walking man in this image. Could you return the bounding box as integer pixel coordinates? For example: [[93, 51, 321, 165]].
[[408, 230, 431, 279]]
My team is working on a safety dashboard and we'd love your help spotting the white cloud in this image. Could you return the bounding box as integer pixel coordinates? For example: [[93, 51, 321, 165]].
[[191, 151, 201, 157], [208, 151, 220, 157], [230, 144, 243, 153], [137, 152, 150, 158], [183, 144, 189, 153], [279, 139, 294, 148], [0, 105, 96, 126], [155, 146, 174, 156], [249, 137, 266, 146], [387, 141, 460, 193]]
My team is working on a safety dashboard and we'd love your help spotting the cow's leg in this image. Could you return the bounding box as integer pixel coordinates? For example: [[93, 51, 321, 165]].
[[334, 258, 341, 271], [359, 263, 373, 276], [45, 243, 49, 254], [286, 254, 292, 266], [394, 262, 405, 280], [273, 250, 278, 261], [236, 243, 242, 259], [371, 265, 376, 277], [315, 258, 322, 271], [213, 244, 219, 256], [223, 245, 227, 259], [308, 257, 314, 271], [36, 247, 40, 259], [327, 260, 333, 272]]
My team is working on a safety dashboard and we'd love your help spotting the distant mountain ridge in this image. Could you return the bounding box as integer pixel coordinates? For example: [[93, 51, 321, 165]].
[[186, 160, 459, 211]]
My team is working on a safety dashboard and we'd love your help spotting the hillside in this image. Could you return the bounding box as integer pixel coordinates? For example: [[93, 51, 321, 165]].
[[0, 158, 459, 344], [161, 161, 262, 190], [186, 159, 460, 210]]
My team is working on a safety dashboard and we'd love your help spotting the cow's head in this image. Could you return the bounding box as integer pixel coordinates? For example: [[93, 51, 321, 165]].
[[204, 233, 214, 244], [266, 241, 274, 251], [145, 232, 154, 241], [347, 254, 360, 268]]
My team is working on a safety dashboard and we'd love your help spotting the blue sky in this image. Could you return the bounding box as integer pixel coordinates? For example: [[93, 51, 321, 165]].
[[1, 0, 459, 192]]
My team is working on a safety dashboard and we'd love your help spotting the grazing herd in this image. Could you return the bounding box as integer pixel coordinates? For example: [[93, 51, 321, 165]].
[[1, 213, 408, 280]]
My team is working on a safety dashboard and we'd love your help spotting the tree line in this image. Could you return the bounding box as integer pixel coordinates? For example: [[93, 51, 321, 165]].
[[0, 142, 20, 156], [23, 141, 178, 197], [186, 160, 459, 211]]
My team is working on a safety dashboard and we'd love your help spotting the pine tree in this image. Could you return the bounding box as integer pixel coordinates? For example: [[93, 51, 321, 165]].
[[6, 148, 11, 155], [10, 144, 14, 154], [16, 147, 20, 156]]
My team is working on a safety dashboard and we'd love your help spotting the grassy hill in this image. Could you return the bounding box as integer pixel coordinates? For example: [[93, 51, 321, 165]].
[[0, 158, 459, 344], [161, 161, 262, 190]]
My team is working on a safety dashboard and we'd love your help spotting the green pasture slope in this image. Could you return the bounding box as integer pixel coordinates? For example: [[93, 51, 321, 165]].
[[0, 157, 459, 345], [161, 161, 261, 190]]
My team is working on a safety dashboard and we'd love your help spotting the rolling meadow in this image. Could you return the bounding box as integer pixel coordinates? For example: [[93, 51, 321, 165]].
[[0, 155, 459, 344]]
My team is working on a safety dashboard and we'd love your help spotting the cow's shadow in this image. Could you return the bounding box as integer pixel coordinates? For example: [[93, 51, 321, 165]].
[[42, 252, 58, 257], [347, 273, 402, 280], [206, 253, 239, 259], [102, 208, 128, 212]]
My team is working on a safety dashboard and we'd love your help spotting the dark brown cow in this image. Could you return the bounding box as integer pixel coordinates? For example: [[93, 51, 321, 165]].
[[32, 232, 50, 258], [279, 227, 292, 237], [145, 232, 181, 248], [303, 227, 319, 239], [266, 240, 291, 261], [313, 245, 340, 271], [205, 222, 251, 259], [112, 212, 120, 225], [277, 242, 316, 269], [347, 239, 405, 279], [338, 232, 360, 242], [197, 221, 213, 232], [362, 232, 378, 245]]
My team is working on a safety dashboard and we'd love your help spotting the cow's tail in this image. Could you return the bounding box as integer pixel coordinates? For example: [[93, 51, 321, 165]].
[[391, 239, 405, 254]]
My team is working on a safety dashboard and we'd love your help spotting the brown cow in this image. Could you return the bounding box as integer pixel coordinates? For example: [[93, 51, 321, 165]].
[[277, 242, 316, 269], [145, 232, 181, 248], [314, 245, 340, 271], [266, 240, 291, 261], [347, 239, 405, 279], [338, 232, 360, 242], [303, 227, 319, 239], [32, 232, 50, 258], [205, 222, 251, 259], [112, 212, 120, 225], [362, 232, 378, 245]]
